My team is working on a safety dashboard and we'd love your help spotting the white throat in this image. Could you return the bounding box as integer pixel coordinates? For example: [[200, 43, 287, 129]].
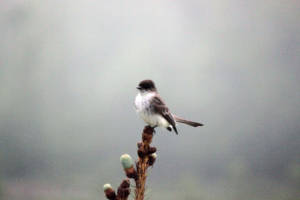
[[134, 91, 155, 111]]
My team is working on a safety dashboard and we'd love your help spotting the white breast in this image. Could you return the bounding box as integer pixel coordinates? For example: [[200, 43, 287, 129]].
[[135, 92, 151, 111], [135, 92, 170, 128]]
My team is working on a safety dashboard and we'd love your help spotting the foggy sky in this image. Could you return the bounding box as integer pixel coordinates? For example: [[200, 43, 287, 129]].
[[0, 1, 300, 200]]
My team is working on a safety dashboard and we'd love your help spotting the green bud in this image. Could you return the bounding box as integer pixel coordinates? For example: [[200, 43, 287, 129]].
[[120, 154, 134, 169], [103, 183, 112, 191]]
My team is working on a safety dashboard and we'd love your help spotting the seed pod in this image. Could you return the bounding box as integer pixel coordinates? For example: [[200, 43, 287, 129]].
[[120, 154, 137, 179], [117, 179, 131, 199], [138, 149, 145, 158], [103, 183, 116, 200], [120, 154, 134, 169], [148, 146, 157, 154], [148, 153, 157, 166]]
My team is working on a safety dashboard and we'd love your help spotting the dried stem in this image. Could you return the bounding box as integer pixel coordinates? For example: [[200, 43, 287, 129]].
[[135, 157, 148, 200], [104, 126, 156, 200], [135, 126, 156, 200]]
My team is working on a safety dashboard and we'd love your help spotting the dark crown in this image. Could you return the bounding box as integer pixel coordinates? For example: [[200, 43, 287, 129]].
[[137, 80, 156, 91]]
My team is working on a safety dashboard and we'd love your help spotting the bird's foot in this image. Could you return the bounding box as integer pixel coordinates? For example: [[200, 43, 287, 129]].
[[152, 125, 158, 134], [144, 125, 155, 134]]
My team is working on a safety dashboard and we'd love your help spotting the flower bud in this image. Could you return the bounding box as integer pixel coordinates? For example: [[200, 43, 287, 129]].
[[120, 154, 137, 179], [137, 142, 142, 148], [148, 146, 156, 154], [151, 153, 157, 159], [148, 153, 157, 166], [120, 154, 134, 169], [103, 183, 112, 191], [117, 179, 131, 199], [103, 183, 116, 200]]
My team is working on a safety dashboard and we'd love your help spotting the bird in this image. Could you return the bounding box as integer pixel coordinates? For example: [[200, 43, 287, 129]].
[[134, 79, 203, 134]]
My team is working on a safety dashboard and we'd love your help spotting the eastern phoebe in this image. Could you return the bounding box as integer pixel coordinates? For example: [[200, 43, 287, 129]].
[[135, 80, 203, 134]]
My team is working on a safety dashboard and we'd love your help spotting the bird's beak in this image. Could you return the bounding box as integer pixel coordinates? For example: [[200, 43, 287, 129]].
[[136, 86, 141, 90]]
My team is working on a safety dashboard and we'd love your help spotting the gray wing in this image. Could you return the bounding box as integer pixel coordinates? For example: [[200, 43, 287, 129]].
[[150, 96, 178, 134]]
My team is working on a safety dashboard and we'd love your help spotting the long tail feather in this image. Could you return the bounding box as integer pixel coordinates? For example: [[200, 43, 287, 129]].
[[173, 115, 203, 127]]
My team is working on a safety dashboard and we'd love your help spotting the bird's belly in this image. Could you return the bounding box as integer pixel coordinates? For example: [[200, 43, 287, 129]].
[[135, 92, 169, 128], [138, 110, 169, 128]]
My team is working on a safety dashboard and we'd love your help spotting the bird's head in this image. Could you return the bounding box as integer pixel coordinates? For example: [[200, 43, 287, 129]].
[[137, 80, 157, 92]]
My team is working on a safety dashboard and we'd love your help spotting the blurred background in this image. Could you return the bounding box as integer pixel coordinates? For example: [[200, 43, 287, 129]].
[[0, 0, 300, 200]]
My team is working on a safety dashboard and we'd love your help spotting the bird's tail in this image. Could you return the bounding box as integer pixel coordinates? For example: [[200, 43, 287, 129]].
[[173, 115, 203, 127]]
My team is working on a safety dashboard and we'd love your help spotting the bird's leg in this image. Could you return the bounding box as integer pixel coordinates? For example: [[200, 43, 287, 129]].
[[153, 125, 158, 134], [146, 125, 157, 134]]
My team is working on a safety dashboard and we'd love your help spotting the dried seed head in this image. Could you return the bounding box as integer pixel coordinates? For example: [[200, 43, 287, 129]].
[[117, 187, 130, 198], [148, 153, 157, 166], [151, 153, 157, 159], [137, 142, 142, 148], [148, 146, 157, 154], [138, 149, 145, 158], [142, 132, 153, 144], [117, 179, 131, 199], [120, 179, 130, 188], [125, 166, 137, 179]]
